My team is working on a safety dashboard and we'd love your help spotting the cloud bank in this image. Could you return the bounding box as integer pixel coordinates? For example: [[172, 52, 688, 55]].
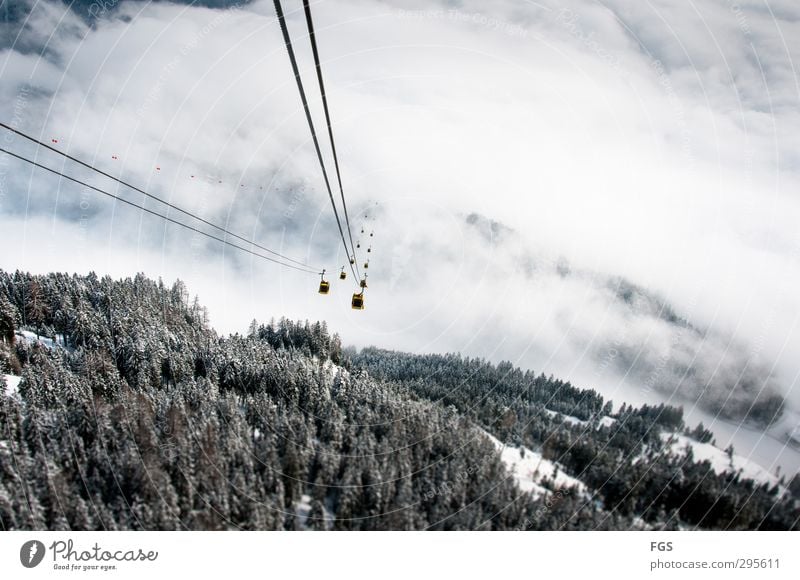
[[1, 0, 799, 471]]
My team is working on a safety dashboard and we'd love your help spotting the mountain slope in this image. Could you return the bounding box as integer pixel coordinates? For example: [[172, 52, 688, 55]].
[[0, 270, 797, 530], [460, 212, 787, 428]]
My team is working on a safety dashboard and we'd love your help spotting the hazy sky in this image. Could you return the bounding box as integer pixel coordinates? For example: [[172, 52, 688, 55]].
[[1, 0, 799, 470]]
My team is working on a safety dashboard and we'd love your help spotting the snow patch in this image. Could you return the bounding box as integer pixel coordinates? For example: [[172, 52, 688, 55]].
[[772, 409, 800, 449], [598, 416, 617, 428], [631, 516, 653, 530], [321, 358, 338, 383], [663, 433, 786, 493], [544, 408, 586, 427], [15, 330, 66, 350], [544, 409, 616, 430], [2, 374, 21, 396], [480, 429, 587, 499], [295, 494, 312, 529]]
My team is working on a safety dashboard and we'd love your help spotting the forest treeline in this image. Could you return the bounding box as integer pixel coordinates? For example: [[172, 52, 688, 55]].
[[0, 270, 797, 530]]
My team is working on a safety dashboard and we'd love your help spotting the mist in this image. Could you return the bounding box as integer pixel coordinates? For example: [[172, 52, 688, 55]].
[[1, 0, 799, 472]]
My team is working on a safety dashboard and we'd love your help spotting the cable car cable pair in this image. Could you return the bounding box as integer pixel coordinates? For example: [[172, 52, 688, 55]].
[[272, 0, 361, 283], [287, 0, 375, 310], [0, 123, 318, 272], [301, 0, 360, 278], [1, 147, 321, 275]]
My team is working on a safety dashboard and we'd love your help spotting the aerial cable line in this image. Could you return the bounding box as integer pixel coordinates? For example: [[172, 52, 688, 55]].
[[0, 147, 322, 275], [272, 0, 360, 283], [0, 121, 318, 271], [301, 0, 359, 279]]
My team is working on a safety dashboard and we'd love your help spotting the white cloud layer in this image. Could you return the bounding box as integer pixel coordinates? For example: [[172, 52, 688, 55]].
[[1, 0, 799, 472]]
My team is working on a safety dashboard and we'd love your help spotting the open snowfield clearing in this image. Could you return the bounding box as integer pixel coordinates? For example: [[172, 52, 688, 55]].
[[2, 374, 21, 396], [480, 429, 587, 499], [663, 433, 786, 494]]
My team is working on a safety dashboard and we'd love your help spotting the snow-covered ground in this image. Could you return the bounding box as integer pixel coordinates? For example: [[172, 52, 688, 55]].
[[295, 494, 312, 529], [543, 409, 616, 430], [680, 403, 800, 477], [15, 330, 66, 350], [598, 416, 617, 428], [663, 433, 786, 493], [320, 357, 342, 385], [2, 374, 21, 397], [544, 409, 586, 427], [575, 371, 800, 479], [293, 493, 334, 530], [480, 429, 587, 499]]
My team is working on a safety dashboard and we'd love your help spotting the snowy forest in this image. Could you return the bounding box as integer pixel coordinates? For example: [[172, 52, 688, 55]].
[[0, 269, 798, 530]]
